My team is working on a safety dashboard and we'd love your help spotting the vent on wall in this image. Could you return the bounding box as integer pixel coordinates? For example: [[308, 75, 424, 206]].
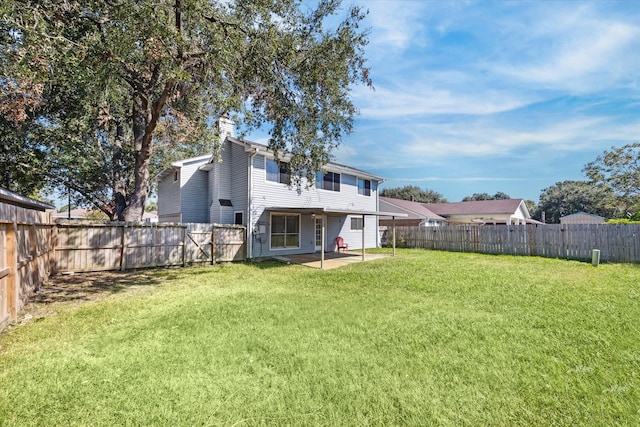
[[219, 199, 233, 207]]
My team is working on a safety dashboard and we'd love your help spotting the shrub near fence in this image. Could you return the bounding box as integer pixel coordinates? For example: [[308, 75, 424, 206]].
[[54, 222, 246, 273], [385, 224, 640, 263]]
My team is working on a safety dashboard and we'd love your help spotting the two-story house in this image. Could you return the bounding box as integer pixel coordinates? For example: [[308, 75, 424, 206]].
[[157, 120, 392, 260]]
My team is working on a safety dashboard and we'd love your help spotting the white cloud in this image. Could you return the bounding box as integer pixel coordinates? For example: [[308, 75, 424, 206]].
[[353, 83, 533, 118], [361, 0, 430, 51], [401, 116, 611, 159], [487, 8, 640, 91]]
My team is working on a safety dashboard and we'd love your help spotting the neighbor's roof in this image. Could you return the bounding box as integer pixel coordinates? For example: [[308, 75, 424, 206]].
[[424, 199, 528, 217], [560, 211, 604, 219], [379, 197, 447, 221]]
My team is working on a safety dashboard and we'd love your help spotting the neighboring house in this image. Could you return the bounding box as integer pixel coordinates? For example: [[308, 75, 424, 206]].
[[379, 197, 447, 226], [157, 119, 397, 259], [560, 212, 605, 224], [143, 211, 158, 223], [423, 199, 532, 225], [51, 208, 92, 220]]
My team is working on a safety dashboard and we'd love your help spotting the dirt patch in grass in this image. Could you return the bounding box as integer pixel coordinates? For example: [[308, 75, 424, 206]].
[[7, 270, 163, 332]]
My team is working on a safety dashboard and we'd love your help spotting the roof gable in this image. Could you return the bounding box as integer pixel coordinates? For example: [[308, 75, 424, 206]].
[[380, 197, 447, 220], [226, 136, 383, 181], [423, 199, 527, 217], [560, 211, 604, 219]]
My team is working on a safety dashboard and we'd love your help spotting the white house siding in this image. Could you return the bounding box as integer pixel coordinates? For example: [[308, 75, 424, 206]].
[[179, 158, 209, 223], [158, 172, 182, 222], [249, 154, 380, 257], [228, 141, 248, 225], [206, 140, 250, 224]]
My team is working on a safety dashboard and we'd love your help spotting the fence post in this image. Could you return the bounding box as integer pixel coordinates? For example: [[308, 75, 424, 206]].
[[29, 224, 39, 291], [392, 217, 396, 257], [119, 224, 128, 271], [6, 222, 17, 321], [181, 226, 186, 267], [214, 226, 219, 264]]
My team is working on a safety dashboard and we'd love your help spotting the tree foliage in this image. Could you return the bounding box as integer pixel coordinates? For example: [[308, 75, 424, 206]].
[[1, 0, 371, 220], [536, 180, 618, 224], [462, 192, 510, 202], [583, 142, 640, 214], [380, 185, 447, 203]]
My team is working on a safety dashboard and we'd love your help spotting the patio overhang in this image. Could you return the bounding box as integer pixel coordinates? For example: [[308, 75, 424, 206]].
[[266, 207, 407, 269], [267, 207, 407, 218]]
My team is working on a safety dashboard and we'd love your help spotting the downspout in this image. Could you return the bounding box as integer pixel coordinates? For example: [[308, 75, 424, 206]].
[[247, 149, 257, 259]]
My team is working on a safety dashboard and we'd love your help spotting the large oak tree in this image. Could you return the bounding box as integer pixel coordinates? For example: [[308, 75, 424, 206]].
[[1, 0, 371, 220], [583, 143, 640, 215], [536, 180, 618, 223], [380, 185, 447, 203]]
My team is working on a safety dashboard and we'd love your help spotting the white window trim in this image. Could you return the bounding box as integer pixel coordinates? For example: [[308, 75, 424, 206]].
[[316, 171, 341, 192], [357, 178, 371, 197], [234, 211, 244, 225], [265, 158, 290, 185], [269, 212, 301, 250], [350, 216, 364, 230]]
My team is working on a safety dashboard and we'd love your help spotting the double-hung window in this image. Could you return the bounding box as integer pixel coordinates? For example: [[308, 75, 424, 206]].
[[358, 178, 371, 196], [266, 159, 290, 184], [270, 214, 300, 249], [350, 217, 364, 230], [316, 171, 340, 192]]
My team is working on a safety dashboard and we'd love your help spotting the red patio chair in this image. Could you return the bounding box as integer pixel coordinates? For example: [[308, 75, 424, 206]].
[[336, 237, 349, 252]]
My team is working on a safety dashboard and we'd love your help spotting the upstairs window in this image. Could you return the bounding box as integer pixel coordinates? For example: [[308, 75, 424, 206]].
[[358, 178, 371, 196], [316, 171, 340, 192], [266, 159, 290, 184]]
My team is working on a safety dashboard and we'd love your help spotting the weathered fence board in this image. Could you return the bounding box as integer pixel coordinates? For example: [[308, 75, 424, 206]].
[[0, 218, 55, 331], [53, 222, 246, 273], [385, 224, 640, 263]]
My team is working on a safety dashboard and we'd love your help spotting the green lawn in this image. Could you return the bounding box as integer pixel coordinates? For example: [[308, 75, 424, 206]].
[[1, 249, 639, 426]]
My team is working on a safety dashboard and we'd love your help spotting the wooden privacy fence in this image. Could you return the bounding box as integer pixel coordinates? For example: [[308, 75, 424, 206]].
[[54, 222, 246, 273], [1, 205, 55, 330], [384, 224, 640, 263]]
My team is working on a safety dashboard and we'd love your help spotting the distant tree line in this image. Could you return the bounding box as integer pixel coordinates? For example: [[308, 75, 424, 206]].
[[381, 143, 640, 224]]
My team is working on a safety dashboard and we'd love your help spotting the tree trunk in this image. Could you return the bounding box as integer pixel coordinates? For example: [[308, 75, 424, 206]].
[[122, 84, 170, 222], [122, 98, 148, 222], [113, 122, 127, 221]]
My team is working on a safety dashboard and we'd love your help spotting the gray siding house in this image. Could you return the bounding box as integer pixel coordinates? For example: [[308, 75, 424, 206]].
[[157, 123, 387, 259]]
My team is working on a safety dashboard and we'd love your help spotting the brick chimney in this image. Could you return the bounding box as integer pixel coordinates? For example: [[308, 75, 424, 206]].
[[217, 114, 235, 141]]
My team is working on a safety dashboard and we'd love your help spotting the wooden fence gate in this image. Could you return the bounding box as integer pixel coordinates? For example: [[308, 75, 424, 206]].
[[53, 222, 246, 273]]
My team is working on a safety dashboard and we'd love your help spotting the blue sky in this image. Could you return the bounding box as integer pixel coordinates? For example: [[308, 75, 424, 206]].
[[320, 0, 640, 202]]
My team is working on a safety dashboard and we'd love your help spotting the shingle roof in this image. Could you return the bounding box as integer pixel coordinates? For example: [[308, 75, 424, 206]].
[[560, 211, 604, 219], [227, 136, 384, 181], [379, 197, 447, 220], [423, 199, 526, 216]]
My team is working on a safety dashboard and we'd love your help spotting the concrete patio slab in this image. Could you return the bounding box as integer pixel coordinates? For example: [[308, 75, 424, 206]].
[[280, 251, 389, 269]]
